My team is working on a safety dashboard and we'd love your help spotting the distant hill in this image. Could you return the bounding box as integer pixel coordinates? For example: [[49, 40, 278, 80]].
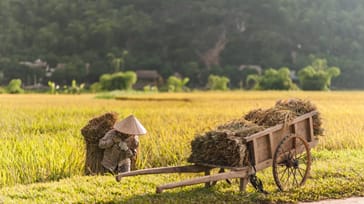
[[1, 0, 364, 89]]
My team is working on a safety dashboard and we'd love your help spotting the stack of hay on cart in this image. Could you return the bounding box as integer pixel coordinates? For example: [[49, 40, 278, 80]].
[[188, 98, 323, 167], [188, 120, 264, 167], [245, 99, 323, 135], [274, 98, 323, 135]]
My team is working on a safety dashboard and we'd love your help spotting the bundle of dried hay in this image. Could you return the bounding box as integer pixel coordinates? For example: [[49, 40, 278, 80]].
[[244, 108, 296, 127], [81, 112, 118, 143], [217, 117, 256, 130], [275, 98, 323, 135], [217, 118, 265, 138], [245, 98, 323, 135], [188, 131, 247, 167], [188, 119, 264, 167], [81, 112, 118, 175]]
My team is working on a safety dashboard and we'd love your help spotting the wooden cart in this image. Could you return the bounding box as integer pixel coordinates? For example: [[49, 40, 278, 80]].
[[116, 111, 319, 193]]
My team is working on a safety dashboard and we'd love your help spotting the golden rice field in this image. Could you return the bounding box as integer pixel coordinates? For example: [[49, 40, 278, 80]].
[[0, 91, 364, 189]]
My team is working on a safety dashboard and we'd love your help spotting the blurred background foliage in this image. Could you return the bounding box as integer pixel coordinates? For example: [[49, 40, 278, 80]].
[[0, 0, 362, 89]]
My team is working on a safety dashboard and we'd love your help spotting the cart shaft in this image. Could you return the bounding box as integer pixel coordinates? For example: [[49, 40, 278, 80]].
[[116, 165, 211, 181], [156, 168, 250, 193]]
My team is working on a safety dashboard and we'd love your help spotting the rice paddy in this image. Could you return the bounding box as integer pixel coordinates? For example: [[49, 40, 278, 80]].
[[0, 91, 363, 203]]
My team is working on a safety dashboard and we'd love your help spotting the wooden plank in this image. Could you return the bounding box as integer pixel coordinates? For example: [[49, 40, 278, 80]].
[[244, 111, 318, 142], [244, 124, 284, 142], [308, 116, 314, 142], [308, 139, 319, 149], [156, 169, 250, 193], [254, 159, 273, 172], [268, 133, 275, 158], [293, 123, 298, 135], [256, 135, 272, 163], [115, 165, 211, 181], [253, 138, 258, 165]]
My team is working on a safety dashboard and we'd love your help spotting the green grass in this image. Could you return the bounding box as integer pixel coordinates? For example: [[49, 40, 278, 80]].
[[0, 91, 364, 203], [0, 149, 363, 203]]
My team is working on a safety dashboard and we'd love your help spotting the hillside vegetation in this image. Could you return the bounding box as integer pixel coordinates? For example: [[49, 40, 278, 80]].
[[1, 1, 364, 88]]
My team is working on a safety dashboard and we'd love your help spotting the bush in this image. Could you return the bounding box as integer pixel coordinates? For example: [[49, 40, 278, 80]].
[[110, 72, 125, 90], [122, 71, 137, 90], [69, 80, 85, 94], [7, 79, 24, 94], [247, 67, 297, 90], [143, 85, 158, 92], [167, 76, 189, 92], [298, 58, 341, 90], [207, 74, 230, 90], [90, 82, 102, 93], [99, 71, 137, 91], [100, 74, 113, 90], [48, 81, 56, 94], [0, 86, 5, 94]]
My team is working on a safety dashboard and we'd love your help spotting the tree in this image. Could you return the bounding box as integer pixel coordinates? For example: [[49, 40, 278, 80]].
[[298, 58, 340, 90], [207, 74, 230, 90], [107, 51, 129, 73], [0, 71, 4, 84], [247, 67, 297, 90]]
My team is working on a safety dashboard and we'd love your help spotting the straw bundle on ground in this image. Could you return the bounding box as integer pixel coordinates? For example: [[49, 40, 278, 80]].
[[188, 98, 323, 167], [81, 112, 118, 175]]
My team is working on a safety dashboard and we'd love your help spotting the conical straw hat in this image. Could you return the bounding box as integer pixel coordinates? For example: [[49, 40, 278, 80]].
[[113, 115, 147, 135]]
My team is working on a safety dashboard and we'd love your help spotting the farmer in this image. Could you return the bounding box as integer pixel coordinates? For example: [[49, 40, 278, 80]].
[[98, 114, 147, 174]]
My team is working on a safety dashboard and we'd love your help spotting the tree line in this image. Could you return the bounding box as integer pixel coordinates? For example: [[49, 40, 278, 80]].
[[0, 0, 363, 89], [1, 57, 339, 94]]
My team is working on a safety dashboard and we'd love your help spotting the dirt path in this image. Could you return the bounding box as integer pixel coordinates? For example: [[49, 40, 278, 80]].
[[299, 197, 364, 204]]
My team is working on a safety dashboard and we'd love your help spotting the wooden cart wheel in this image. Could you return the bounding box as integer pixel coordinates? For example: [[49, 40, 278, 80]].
[[272, 134, 311, 191]]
